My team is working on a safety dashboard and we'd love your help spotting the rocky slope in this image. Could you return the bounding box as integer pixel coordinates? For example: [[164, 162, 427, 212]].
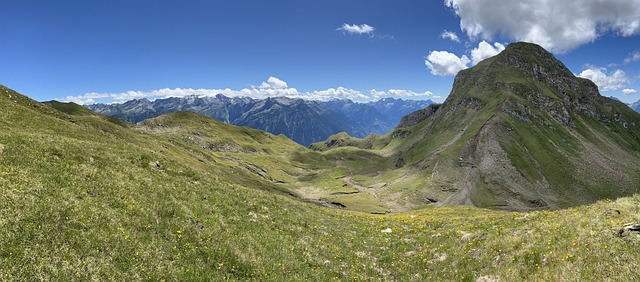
[[313, 42, 640, 211], [395, 42, 640, 210], [396, 104, 441, 128]]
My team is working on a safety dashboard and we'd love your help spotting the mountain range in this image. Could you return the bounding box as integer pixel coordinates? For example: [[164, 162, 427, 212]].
[[3, 42, 640, 280], [86, 96, 432, 146]]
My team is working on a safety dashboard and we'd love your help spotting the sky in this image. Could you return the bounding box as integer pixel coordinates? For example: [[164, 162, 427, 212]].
[[1, 0, 640, 105]]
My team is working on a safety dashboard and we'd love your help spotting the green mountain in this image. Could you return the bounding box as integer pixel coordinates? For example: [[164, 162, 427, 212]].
[[3, 56, 640, 281], [313, 42, 640, 211]]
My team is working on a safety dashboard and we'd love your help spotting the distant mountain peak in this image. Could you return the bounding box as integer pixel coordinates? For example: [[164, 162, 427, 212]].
[[87, 94, 432, 146], [631, 99, 640, 113]]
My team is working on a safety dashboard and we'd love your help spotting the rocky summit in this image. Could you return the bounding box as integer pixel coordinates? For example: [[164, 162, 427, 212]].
[[431, 42, 640, 210]]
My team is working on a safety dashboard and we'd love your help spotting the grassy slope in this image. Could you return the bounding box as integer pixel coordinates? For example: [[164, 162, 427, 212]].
[[2, 85, 640, 281], [322, 44, 640, 211], [43, 100, 131, 127]]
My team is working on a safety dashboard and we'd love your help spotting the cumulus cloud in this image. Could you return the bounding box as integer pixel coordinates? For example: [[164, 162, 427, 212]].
[[578, 67, 629, 91], [441, 30, 461, 42], [425, 50, 470, 76], [58, 89, 165, 105], [60, 88, 243, 105], [259, 76, 288, 89], [425, 40, 504, 75], [58, 77, 433, 105], [624, 51, 640, 64], [337, 23, 375, 36], [65, 97, 97, 105], [470, 41, 505, 65], [623, 88, 637, 95], [445, 0, 640, 53], [59, 77, 301, 104]]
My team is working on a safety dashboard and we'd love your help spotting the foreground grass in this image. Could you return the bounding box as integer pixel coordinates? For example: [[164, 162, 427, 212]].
[[2, 137, 639, 282], [1, 86, 639, 281], [2, 167, 639, 281]]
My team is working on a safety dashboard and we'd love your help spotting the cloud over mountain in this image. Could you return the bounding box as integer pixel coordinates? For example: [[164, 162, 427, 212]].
[[425, 41, 505, 76], [259, 76, 288, 89], [445, 0, 640, 53], [370, 89, 434, 99], [577, 67, 630, 91], [425, 51, 470, 76], [58, 77, 433, 105], [470, 41, 505, 65]]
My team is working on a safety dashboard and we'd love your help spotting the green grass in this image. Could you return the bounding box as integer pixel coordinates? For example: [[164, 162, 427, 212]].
[[3, 57, 640, 281], [44, 100, 98, 116], [322, 193, 389, 214], [311, 42, 640, 211], [503, 115, 577, 187], [3, 150, 640, 282], [310, 132, 380, 151]]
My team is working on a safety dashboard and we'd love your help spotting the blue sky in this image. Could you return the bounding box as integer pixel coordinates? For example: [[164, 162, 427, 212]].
[[1, 0, 640, 104]]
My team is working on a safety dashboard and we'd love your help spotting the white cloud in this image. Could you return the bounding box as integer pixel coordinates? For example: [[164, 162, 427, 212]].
[[425, 50, 470, 76], [441, 30, 461, 42], [623, 88, 637, 95], [337, 23, 375, 36], [425, 40, 504, 76], [577, 67, 629, 91], [59, 90, 157, 104], [371, 89, 433, 99], [60, 86, 304, 104], [470, 41, 505, 65], [307, 87, 370, 101], [57, 77, 434, 105], [445, 0, 640, 53], [624, 51, 640, 64], [65, 97, 96, 105], [259, 76, 288, 89]]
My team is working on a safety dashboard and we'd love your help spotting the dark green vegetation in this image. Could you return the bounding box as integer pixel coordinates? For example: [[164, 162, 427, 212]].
[[313, 42, 640, 211], [43, 100, 130, 127], [2, 42, 640, 280], [87, 95, 432, 146]]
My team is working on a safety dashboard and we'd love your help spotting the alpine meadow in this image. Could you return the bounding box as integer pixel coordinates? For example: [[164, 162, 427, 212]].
[[2, 42, 640, 281], [4, 0, 640, 281]]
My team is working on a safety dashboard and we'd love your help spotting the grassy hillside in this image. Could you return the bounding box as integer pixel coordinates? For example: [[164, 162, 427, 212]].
[[2, 85, 640, 280], [43, 100, 130, 127], [310, 43, 640, 211]]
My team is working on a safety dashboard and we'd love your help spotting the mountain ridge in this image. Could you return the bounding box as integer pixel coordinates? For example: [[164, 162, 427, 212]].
[[31, 42, 640, 212], [86, 95, 432, 145], [313, 42, 640, 211]]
